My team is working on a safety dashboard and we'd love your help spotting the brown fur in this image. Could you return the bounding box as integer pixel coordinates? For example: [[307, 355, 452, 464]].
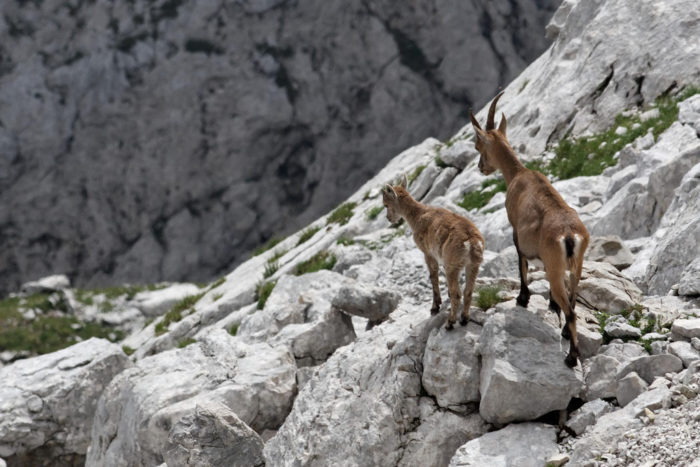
[[382, 177, 484, 329], [470, 92, 590, 368]]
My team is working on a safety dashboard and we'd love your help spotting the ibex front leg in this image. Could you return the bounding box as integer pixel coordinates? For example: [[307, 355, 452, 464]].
[[425, 254, 441, 315]]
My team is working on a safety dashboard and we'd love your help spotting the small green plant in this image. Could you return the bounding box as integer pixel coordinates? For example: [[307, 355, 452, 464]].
[[263, 260, 279, 279], [458, 179, 507, 211], [519, 79, 529, 94], [336, 237, 355, 246], [269, 249, 287, 263], [407, 165, 426, 184], [434, 155, 447, 168], [209, 277, 226, 289], [327, 202, 357, 226], [154, 292, 204, 336], [293, 251, 337, 276], [252, 237, 283, 257], [122, 345, 135, 356], [212, 293, 223, 302], [297, 226, 321, 246], [177, 337, 197, 348], [476, 286, 503, 310], [256, 280, 277, 310], [229, 324, 239, 336], [100, 301, 115, 313], [366, 205, 383, 221]]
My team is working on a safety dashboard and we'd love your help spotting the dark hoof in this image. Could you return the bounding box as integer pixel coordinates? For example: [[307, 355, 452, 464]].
[[548, 299, 561, 313], [561, 325, 571, 340], [460, 315, 469, 326], [430, 307, 440, 316], [516, 294, 530, 308], [445, 321, 455, 331], [564, 354, 578, 368]]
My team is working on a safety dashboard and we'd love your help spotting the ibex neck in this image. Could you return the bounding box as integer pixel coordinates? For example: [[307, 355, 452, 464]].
[[493, 141, 525, 185], [399, 195, 425, 228]]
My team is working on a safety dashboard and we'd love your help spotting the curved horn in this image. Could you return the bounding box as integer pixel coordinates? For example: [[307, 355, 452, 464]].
[[486, 91, 505, 130], [469, 111, 482, 131]]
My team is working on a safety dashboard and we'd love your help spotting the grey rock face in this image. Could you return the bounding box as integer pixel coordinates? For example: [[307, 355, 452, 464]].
[[668, 341, 700, 368], [605, 321, 642, 339], [616, 371, 648, 407], [0, 339, 131, 464], [162, 401, 265, 467], [422, 322, 482, 410], [478, 310, 583, 424], [565, 399, 613, 436], [672, 318, 700, 341], [448, 422, 558, 467], [678, 257, 700, 297], [86, 330, 296, 467], [577, 261, 643, 314], [0, 0, 560, 294], [584, 354, 622, 401], [331, 282, 401, 324], [586, 235, 634, 270], [617, 354, 684, 384]]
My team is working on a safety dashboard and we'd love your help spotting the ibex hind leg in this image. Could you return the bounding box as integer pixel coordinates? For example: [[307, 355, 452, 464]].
[[445, 267, 462, 330], [460, 260, 479, 326]]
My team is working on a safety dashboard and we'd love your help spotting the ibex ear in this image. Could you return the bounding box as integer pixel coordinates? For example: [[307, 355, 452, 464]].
[[399, 173, 408, 188], [473, 126, 488, 145], [382, 184, 397, 198], [498, 112, 507, 136]]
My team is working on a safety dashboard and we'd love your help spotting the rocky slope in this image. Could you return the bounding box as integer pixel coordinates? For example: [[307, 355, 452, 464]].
[[0, 0, 560, 294], [1, 0, 700, 466]]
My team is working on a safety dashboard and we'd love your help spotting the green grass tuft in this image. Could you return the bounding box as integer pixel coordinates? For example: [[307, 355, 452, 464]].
[[407, 165, 426, 185], [293, 251, 337, 276], [297, 226, 321, 246], [475, 286, 504, 310], [366, 205, 383, 221], [154, 293, 204, 336], [209, 277, 226, 289], [458, 179, 507, 211], [336, 237, 355, 246], [434, 155, 447, 168], [255, 281, 277, 310], [122, 345, 135, 356], [177, 338, 197, 348], [327, 202, 357, 226], [252, 237, 283, 257], [263, 261, 279, 279], [229, 324, 239, 336]]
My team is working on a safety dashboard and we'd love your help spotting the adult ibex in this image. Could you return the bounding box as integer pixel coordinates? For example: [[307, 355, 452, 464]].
[[470, 92, 590, 367]]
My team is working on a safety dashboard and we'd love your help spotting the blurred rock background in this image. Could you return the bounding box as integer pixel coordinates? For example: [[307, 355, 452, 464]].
[[0, 0, 559, 293]]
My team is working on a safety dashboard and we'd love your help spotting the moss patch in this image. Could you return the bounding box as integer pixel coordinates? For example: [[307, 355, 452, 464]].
[[256, 281, 277, 310], [297, 227, 320, 246], [0, 295, 123, 355], [177, 337, 197, 348], [541, 86, 700, 180], [293, 251, 337, 275], [252, 237, 283, 257], [327, 202, 357, 226], [366, 205, 383, 221], [458, 179, 507, 211], [475, 286, 504, 310]]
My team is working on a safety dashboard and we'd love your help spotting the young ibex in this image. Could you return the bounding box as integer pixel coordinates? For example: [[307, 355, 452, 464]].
[[470, 92, 590, 368], [382, 176, 484, 330]]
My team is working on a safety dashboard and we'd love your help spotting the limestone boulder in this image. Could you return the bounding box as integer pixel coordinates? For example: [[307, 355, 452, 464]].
[[19, 274, 71, 295], [133, 283, 203, 317], [331, 282, 401, 325], [672, 319, 700, 341], [0, 339, 131, 464], [585, 235, 634, 270], [162, 401, 265, 467], [565, 399, 613, 436], [448, 423, 558, 467], [616, 372, 649, 407], [478, 310, 583, 424], [577, 261, 643, 313], [238, 271, 356, 365], [422, 322, 482, 410], [617, 354, 684, 384], [86, 330, 296, 467], [678, 258, 700, 297]]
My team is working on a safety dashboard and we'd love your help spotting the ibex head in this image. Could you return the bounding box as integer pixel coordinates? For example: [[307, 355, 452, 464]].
[[470, 91, 507, 175], [382, 174, 408, 224]]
